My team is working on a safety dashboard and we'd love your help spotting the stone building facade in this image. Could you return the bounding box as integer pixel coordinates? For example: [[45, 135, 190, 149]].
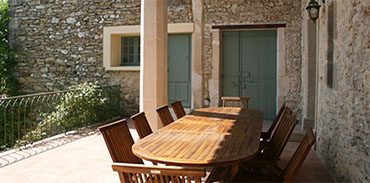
[[313, 0, 369, 182], [9, 0, 302, 116], [9, 0, 193, 115], [7, 0, 370, 182]]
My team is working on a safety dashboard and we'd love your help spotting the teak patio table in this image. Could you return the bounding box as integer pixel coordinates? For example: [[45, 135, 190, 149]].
[[132, 107, 263, 176]]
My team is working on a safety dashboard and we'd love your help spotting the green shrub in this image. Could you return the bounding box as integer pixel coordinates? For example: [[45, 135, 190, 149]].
[[15, 83, 108, 146], [46, 82, 107, 131], [0, 1, 17, 96]]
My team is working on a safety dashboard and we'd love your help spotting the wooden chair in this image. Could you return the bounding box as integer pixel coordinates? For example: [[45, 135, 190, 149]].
[[262, 107, 296, 166], [131, 112, 153, 139], [281, 128, 316, 181], [221, 96, 251, 108], [260, 103, 291, 144], [112, 162, 206, 183], [243, 107, 297, 173], [171, 101, 186, 119], [156, 105, 174, 127], [234, 129, 316, 182], [98, 119, 143, 164]]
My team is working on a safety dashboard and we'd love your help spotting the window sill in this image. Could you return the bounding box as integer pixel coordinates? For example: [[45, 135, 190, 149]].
[[105, 66, 140, 71]]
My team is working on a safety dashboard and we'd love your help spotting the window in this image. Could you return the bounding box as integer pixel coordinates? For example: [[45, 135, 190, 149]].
[[121, 36, 140, 66], [103, 24, 193, 71]]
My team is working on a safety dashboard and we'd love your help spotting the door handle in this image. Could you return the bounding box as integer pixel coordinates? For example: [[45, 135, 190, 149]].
[[231, 81, 239, 87]]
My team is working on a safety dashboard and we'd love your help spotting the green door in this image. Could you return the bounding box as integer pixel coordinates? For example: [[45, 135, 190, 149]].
[[168, 34, 191, 107], [222, 30, 277, 120]]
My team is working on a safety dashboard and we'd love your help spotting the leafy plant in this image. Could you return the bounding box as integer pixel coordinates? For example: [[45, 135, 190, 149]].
[[0, 0, 17, 96], [50, 83, 107, 130], [15, 83, 109, 146]]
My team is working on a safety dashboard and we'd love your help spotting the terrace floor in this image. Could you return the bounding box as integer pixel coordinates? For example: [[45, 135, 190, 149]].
[[0, 121, 334, 183]]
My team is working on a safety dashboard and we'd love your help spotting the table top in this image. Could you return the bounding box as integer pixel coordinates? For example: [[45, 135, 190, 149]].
[[132, 107, 263, 166]]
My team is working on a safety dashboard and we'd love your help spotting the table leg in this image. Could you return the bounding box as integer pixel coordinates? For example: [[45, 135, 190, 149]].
[[210, 164, 239, 182], [230, 163, 239, 179]]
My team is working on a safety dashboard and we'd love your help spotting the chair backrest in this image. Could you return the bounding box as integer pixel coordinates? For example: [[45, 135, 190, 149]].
[[171, 101, 186, 119], [156, 105, 174, 127], [265, 103, 288, 139], [221, 96, 250, 108], [112, 162, 206, 183], [281, 129, 316, 182], [98, 119, 143, 164], [263, 107, 297, 164], [131, 112, 153, 139]]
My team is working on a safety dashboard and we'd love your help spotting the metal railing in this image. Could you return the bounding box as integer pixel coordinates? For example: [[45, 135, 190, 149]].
[[0, 85, 123, 151]]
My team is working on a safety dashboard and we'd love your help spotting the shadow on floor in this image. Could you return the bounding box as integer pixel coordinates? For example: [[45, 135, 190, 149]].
[[234, 142, 334, 182]]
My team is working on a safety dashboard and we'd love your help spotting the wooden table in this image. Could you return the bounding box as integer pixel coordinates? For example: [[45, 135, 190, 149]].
[[132, 107, 263, 167]]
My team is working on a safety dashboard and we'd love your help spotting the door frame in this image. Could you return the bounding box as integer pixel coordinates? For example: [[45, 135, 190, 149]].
[[210, 25, 287, 115]]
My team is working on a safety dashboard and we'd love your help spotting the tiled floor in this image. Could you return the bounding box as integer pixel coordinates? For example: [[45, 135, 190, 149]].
[[0, 122, 333, 183], [278, 142, 334, 182]]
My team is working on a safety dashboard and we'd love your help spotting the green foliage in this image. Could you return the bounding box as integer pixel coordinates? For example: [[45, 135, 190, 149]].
[[0, 83, 122, 151], [0, 1, 17, 96], [15, 83, 111, 146], [47, 83, 107, 130]]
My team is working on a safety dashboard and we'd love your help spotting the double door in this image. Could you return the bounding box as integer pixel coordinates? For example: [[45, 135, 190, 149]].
[[222, 30, 277, 120]]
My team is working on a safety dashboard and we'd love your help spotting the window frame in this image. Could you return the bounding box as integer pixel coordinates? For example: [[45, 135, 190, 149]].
[[121, 36, 140, 67]]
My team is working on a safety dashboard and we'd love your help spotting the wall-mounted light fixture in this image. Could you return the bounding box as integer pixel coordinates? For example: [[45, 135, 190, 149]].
[[306, 0, 322, 22]]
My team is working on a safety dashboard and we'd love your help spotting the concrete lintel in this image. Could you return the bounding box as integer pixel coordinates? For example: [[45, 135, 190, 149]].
[[104, 23, 193, 36], [168, 23, 194, 33]]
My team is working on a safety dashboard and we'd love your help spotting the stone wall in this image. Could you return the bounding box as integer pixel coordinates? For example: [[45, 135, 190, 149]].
[[168, 0, 193, 23], [315, 0, 370, 182], [9, 0, 192, 115], [9, 0, 302, 116], [204, 0, 302, 112]]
